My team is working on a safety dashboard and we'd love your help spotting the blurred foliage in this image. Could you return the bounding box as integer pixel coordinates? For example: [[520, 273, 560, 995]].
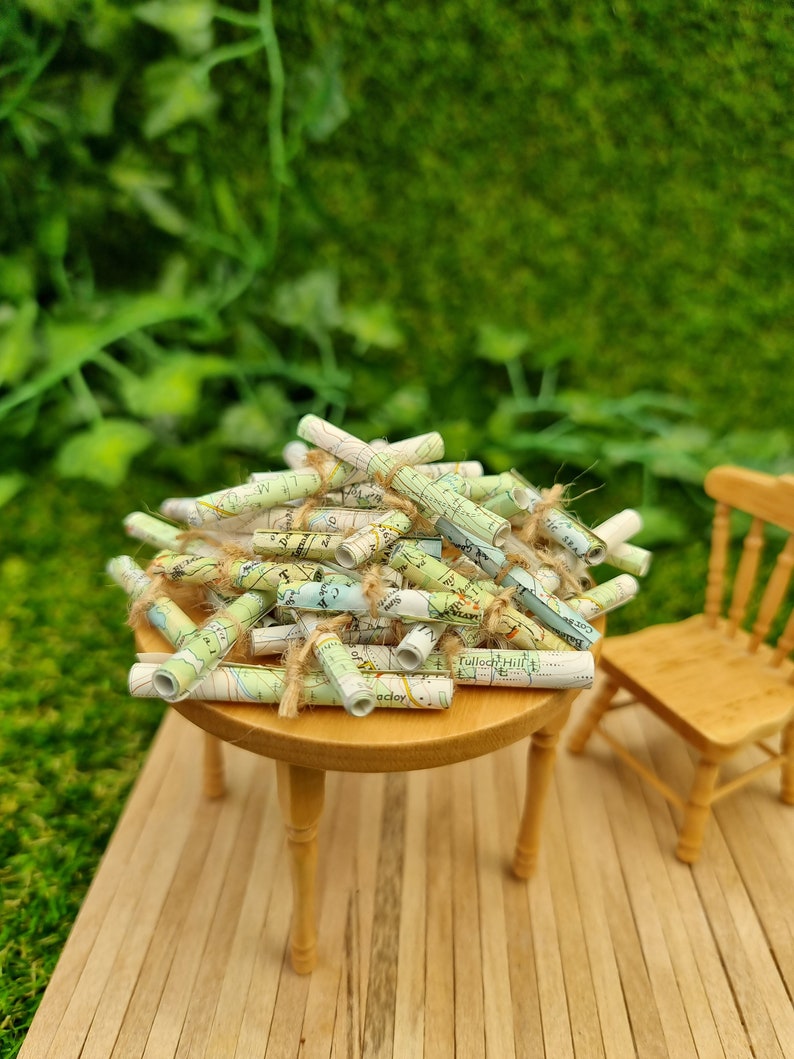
[[0, 0, 791, 543], [0, 0, 389, 490]]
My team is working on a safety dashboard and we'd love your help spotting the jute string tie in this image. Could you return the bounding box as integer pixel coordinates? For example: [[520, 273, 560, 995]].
[[359, 564, 391, 618], [516, 483, 566, 548], [279, 613, 353, 719], [374, 463, 437, 536], [216, 541, 258, 593], [291, 448, 338, 528], [127, 573, 172, 630], [175, 526, 226, 552], [481, 586, 517, 638], [438, 631, 465, 685]]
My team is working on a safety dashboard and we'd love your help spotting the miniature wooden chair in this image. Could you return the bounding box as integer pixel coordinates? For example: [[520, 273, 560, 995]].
[[568, 465, 794, 863]]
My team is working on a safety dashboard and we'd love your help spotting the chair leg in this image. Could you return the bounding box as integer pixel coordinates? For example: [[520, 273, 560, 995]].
[[676, 757, 720, 864], [781, 720, 794, 805], [567, 676, 619, 753]]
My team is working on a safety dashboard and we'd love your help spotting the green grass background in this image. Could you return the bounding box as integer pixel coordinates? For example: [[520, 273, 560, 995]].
[[2, 1, 792, 1051]]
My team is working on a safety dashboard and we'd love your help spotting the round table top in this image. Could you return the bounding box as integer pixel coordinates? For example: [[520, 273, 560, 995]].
[[133, 591, 603, 773]]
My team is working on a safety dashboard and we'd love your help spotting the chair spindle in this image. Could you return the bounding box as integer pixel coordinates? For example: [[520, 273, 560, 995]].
[[750, 534, 794, 653], [728, 516, 765, 638], [705, 501, 732, 627]]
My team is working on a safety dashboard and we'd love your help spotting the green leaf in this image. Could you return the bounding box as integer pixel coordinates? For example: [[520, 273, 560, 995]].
[[0, 301, 38, 386], [0, 472, 26, 509], [217, 390, 291, 453], [341, 302, 404, 351], [270, 270, 341, 338], [108, 153, 189, 235], [641, 428, 711, 483], [55, 419, 154, 487], [36, 210, 69, 259], [704, 428, 794, 472], [142, 59, 218, 138], [130, 186, 190, 236], [290, 43, 350, 142], [134, 0, 215, 55], [120, 352, 230, 418], [0, 256, 36, 302], [601, 439, 660, 467], [520, 434, 596, 463], [20, 0, 79, 24], [0, 293, 202, 421], [81, 3, 134, 50], [377, 385, 429, 430], [78, 73, 120, 136], [476, 323, 531, 364], [633, 505, 690, 547]]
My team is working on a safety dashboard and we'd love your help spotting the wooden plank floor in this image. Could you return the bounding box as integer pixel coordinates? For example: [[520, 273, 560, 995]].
[[19, 684, 794, 1058]]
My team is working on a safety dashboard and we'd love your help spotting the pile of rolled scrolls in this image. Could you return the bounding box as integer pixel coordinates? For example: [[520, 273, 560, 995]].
[[108, 415, 651, 718]]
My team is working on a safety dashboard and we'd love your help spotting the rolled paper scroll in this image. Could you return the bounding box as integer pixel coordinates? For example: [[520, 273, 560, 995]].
[[567, 574, 640, 619], [214, 556, 328, 592], [282, 439, 310, 468], [325, 476, 478, 511], [604, 541, 652, 577], [434, 471, 468, 494], [289, 614, 377, 717], [157, 496, 198, 523], [591, 509, 643, 551], [388, 540, 572, 651], [297, 415, 512, 547], [334, 509, 415, 568], [317, 567, 379, 584], [124, 511, 219, 557], [370, 432, 446, 466], [263, 430, 446, 490], [150, 551, 324, 591], [394, 620, 447, 670], [589, 510, 652, 576], [411, 460, 484, 480], [152, 590, 274, 701], [480, 489, 528, 518], [325, 481, 387, 508], [460, 472, 520, 502], [344, 644, 595, 688], [252, 530, 348, 561], [325, 430, 446, 488], [434, 517, 599, 650], [510, 471, 608, 565], [501, 532, 593, 596], [107, 555, 200, 650], [319, 429, 446, 490], [128, 662, 454, 710], [172, 471, 326, 527], [275, 581, 483, 624], [250, 614, 399, 655], [148, 551, 220, 584], [217, 505, 389, 536]]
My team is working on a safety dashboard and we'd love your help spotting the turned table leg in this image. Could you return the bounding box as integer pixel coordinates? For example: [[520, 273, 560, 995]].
[[276, 760, 327, 974], [512, 703, 572, 879], [203, 733, 226, 798]]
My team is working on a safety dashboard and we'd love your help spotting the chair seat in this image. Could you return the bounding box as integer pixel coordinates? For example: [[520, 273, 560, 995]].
[[600, 614, 794, 754]]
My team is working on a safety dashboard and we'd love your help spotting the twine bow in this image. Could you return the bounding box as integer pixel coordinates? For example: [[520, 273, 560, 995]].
[[279, 613, 353, 719]]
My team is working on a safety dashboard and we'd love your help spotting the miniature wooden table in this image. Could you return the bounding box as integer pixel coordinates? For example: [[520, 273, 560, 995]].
[[135, 607, 603, 973]]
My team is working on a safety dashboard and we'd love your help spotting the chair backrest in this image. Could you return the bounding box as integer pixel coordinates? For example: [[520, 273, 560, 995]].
[[702, 466, 794, 669]]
